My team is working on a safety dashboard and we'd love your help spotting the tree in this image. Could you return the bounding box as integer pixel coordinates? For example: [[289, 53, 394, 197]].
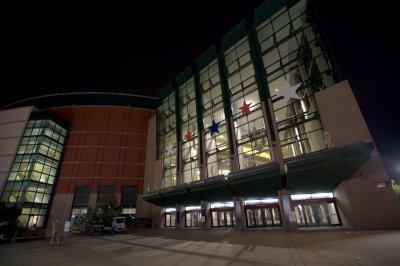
[[100, 195, 122, 227], [391, 179, 400, 201], [0, 202, 22, 240]]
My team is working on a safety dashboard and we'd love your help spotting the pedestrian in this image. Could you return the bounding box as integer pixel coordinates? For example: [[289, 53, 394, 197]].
[[111, 219, 116, 235], [51, 217, 61, 246]]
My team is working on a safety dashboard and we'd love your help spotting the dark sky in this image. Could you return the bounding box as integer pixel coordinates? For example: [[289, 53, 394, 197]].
[[3, 0, 399, 178]]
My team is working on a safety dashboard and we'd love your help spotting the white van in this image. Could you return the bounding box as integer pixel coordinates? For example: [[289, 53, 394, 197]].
[[113, 216, 127, 233]]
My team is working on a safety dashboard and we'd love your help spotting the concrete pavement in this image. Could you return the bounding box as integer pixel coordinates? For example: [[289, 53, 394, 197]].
[[1, 228, 399, 265]]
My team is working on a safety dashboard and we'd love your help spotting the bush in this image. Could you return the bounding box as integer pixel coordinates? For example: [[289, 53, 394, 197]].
[[0, 202, 22, 241]]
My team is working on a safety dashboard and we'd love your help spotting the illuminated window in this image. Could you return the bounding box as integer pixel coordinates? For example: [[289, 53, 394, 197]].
[[224, 37, 271, 169], [157, 92, 177, 188], [0, 113, 68, 228], [200, 59, 231, 177], [256, 0, 335, 159], [180, 78, 200, 183]]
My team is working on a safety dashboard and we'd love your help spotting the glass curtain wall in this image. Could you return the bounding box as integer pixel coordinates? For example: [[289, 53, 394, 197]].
[[179, 78, 200, 183], [157, 93, 177, 188], [199, 59, 230, 177], [256, 0, 335, 159], [71, 185, 90, 225], [224, 37, 271, 170], [121, 186, 137, 215], [0, 118, 67, 228], [96, 185, 114, 207]]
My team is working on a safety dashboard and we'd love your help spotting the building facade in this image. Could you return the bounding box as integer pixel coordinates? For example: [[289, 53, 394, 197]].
[[1, 0, 399, 232], [140, 0, 400, 230], [0, 93, 156, 229]]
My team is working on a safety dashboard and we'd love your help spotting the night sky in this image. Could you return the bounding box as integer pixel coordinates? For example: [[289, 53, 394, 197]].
[[3, 1, 399, 178]]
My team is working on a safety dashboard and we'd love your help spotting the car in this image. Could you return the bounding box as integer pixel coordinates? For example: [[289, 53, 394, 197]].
[[113, 216, 126, 233], [88, 224, 108, 236]]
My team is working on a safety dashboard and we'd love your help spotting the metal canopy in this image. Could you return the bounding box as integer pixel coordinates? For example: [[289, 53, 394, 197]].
[[228, 163, 281, 198], [142, 163, 283, 207], [141, 191, 172, 208], [285, 142, 374, 194], [161, 185, 200, 206], [188, 176, 234, 203]]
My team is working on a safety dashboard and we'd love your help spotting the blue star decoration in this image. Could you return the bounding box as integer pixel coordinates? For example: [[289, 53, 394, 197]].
[[208, 119, 220, 136]]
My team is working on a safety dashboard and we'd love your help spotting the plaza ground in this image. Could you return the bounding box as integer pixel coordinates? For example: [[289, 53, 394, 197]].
[[1, 228, 399, 265]]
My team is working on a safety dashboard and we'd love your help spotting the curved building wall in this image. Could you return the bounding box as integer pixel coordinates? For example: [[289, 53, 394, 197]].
[[47, 105, 155, 228]]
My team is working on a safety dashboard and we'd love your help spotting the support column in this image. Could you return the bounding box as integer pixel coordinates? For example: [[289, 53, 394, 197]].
[[200, 201, 211, 230], [278, 189, 297, 231], [176, 204, 185, 229], [233, 196, 245, 230]]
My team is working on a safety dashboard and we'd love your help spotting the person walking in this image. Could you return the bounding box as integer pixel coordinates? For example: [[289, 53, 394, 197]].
[[51, 217, 61, 246]]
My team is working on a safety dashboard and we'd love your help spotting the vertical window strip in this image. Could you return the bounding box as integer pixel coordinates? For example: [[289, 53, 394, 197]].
[[200, 59, 231, 177], [256, 0, 332, 159], [158, 93, 177, 188], [180, 78, 200, 183], [224, 37, 272, 170]]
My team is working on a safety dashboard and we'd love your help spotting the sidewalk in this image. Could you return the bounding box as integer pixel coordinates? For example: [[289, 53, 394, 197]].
[[1, 228, 399, 265]]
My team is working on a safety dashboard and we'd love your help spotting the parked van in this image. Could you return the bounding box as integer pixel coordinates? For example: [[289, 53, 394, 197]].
[[113, 216, 126, 233]]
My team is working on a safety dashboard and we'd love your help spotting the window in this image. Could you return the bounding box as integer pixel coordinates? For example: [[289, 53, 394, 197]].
[[200, 59, 230, 177], [180, 78, 200, 183], [73, 186, 91, 206], [224, 37, 272, 169], [0, 115, 68, 228], [157, 93, 177, 188], [97, 186, 114, 206], [256, 0, 335, 159]]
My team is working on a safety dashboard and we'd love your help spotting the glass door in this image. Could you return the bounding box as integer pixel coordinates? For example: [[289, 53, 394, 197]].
[[295, 201, 341, 227], [211, 210, 235, 227], [245, 207, 282, 227]]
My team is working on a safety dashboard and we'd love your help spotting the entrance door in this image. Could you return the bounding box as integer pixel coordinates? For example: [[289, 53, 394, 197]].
[[294, 201, 341, 227], [245, 207, 282, 227], [211, 210, 235, 227]]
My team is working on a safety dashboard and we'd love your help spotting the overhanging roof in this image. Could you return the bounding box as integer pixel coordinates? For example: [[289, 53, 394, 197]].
[[285, 142, 374, 194], [228, 163, 281, 198], [142, 163, 282, 207], [141, 191, 170, 207], [188, 176, 234, 203]]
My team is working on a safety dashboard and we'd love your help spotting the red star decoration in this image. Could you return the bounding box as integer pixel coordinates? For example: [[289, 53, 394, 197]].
[[184, 130, 193, 141], [239, 101, 252, 115]]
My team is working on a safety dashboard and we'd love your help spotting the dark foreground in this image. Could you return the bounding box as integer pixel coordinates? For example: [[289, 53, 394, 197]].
[[1, 228, 399, 266]]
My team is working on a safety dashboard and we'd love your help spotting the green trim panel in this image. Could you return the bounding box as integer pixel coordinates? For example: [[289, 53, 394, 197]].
[[30, 111, 69, 130], [159, 83, 175, 102], [195, 46, 218, 71], [254, 0, 299, 27], [176, 66, 194, 87], [221, 20, 247, 51], [285, 142, 374, 194], [254, 0, 286, 26]]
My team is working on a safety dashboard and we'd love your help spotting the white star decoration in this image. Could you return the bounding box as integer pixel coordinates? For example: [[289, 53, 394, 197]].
[[165, 143, 174, 155], [278, 82, 302, 102], [190, 147, 197, 158]]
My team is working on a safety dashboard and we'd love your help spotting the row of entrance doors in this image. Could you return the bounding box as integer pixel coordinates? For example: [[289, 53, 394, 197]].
[[294, 201, 341, 227], [165, 201, 341, 228]]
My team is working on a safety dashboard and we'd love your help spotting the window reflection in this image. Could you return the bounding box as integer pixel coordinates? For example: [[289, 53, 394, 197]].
[[0, 116, 67, 228], [200, 59, 230, 177], [225, 37, 271, 169], [256, 0, 334, 159]]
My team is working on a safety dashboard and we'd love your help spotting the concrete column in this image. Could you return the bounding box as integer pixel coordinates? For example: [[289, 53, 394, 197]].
[[200, 201, 211, 230], [88, 193, 97, 209], [278, 189, 297, 231], [176, 204, 185, 229], [233, 196, 245, 230]]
